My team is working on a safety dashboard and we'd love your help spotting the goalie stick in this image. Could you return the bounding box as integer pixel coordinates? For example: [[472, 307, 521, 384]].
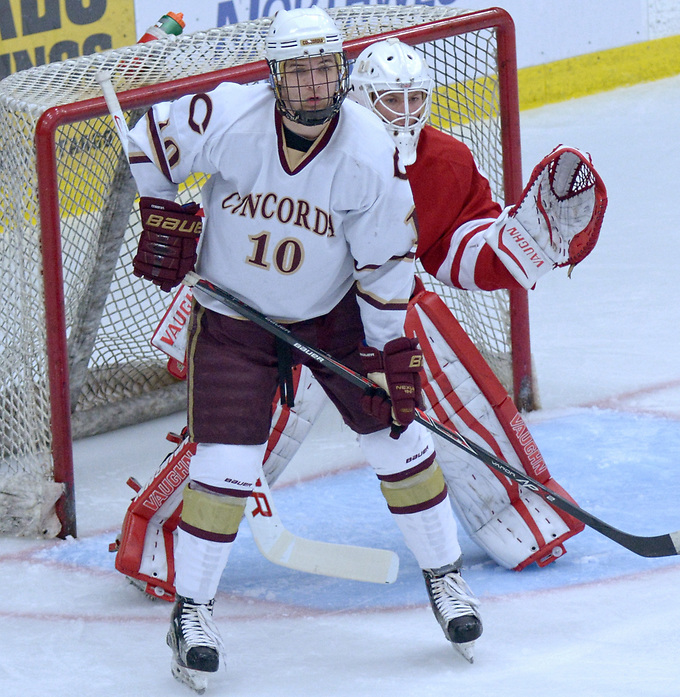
[[247, 470, 399, 583], [97, 72, 399, 584], [183, 272, 680, 560], [95, 70, 130, 159]]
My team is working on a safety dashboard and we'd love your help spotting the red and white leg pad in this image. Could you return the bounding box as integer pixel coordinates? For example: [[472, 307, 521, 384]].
[[110, 364, 327, 600], [110, 432, 193, 601], [405, 287, 584, 570]]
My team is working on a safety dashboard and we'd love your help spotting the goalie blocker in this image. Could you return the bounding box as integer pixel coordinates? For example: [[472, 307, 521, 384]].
[[112, 285, 583, 600]]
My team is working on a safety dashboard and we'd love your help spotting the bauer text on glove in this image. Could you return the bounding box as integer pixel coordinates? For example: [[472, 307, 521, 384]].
[[133, 197, 202, 292]]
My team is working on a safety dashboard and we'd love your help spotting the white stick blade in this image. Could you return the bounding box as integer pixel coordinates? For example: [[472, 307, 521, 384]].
[[246, 481, 399, 584]]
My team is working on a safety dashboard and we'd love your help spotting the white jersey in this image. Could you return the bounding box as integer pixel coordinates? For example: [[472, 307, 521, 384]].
[[128, 82, 417, 350]]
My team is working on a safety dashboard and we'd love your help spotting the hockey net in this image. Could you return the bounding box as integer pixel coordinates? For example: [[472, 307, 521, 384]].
[[0, 5, 528, 537]]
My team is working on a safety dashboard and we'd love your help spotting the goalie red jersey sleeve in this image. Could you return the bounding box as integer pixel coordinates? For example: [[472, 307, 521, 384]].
[[408, 125, 521, 292]]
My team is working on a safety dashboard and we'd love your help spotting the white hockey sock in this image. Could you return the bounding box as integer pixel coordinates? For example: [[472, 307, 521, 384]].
[[174, 527, 233, 603], [391, 497, 462, 570]]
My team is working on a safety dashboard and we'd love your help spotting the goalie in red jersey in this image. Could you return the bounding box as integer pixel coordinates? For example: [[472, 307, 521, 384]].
[[351, 38, 606, 291]]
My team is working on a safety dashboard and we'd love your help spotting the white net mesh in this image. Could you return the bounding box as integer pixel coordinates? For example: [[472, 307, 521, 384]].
[[0, 5, 521, 536]]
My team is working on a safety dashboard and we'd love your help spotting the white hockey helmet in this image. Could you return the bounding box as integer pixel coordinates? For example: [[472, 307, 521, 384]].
[[265, 7, 350, 126], [351, 38, 434, 168]]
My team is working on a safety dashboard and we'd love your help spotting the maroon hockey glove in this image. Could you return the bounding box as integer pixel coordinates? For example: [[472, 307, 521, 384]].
[[133, 197, 202, 292], [359, 337, 424, 439]]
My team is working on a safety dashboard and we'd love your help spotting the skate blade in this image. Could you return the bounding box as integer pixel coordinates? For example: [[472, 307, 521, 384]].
[[171, 658, 210, 694], [451, 640, 475, 664]]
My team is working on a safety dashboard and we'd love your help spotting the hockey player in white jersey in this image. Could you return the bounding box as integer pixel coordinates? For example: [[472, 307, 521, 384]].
[[126, 9, 482, 691], [114, 32, 608, 684]]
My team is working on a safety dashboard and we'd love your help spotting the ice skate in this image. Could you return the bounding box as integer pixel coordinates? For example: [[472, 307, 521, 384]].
[[423, 561, 482, 663], [167, 595, 222, 693]]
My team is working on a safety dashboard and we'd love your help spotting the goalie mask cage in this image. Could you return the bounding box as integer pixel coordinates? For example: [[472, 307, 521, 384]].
[[0, 5, 531, 538]]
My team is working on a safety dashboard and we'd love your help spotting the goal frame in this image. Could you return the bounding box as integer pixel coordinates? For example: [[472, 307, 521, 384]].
[[32, 7, 531, 538]]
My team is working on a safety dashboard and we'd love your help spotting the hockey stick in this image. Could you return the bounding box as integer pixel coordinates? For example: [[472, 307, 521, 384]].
[[247, 472, 399, 583], [95, 70, 129, 159], [183, 272, 680, 560], [96, 74, 399, 584]]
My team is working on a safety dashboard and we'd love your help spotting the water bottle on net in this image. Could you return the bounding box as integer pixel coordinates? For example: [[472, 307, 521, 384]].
[[138, 11, 186, 43]]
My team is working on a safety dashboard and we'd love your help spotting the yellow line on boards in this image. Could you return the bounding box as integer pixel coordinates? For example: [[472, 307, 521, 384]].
[[518, 33, 680, 110]]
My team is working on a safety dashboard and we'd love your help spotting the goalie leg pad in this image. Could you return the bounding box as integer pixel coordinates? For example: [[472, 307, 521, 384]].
[[113, 435, 194, 601], [113, 364, 326, 599], [406, 289, 584, 570], [262, 364, 328, 486], [436, 437, 578, 569]]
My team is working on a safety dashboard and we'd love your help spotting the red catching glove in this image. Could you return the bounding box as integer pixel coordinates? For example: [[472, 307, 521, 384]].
[[133, 197, 202, 292], [359, 337, 424, 439]]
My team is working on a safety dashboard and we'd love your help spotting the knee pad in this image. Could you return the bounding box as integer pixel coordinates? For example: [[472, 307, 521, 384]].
[[189, 441, 266, 493], [378, 456, 447, 514], [359, 422, 435, 477]]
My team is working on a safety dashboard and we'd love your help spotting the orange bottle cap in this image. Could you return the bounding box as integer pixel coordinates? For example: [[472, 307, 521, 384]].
[[166, 11, 186, 29]]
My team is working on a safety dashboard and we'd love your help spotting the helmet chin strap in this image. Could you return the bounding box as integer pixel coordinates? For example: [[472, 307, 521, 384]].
[[391, 130, 419, 172], [291, 104, 337, 127]]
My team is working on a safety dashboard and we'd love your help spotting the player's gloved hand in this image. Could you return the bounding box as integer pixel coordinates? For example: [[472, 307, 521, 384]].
[[359, 337, 424, 439], [133, 197, 202, 292]]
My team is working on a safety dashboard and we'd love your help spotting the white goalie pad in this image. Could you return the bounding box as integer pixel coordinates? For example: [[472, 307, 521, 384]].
[[261, 365, 329, 485], [484, 145, 607, 289], [405, 288, 584, 570]]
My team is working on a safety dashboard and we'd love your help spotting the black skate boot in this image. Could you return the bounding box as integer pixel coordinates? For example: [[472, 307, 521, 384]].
[[423, 560, 482, 663], [167, 595, 222, 693]]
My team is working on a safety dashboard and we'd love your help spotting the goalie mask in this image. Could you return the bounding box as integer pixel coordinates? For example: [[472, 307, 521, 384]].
[[351, 38, 434, 170], [265, 7, 350, 127]]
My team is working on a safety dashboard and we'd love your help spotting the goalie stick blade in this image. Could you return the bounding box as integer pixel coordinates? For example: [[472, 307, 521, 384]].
[[184, 274, 680, 561], [246, 476, 399, 584]]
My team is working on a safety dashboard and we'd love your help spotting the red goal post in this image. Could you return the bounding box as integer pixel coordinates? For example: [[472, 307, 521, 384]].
[[0, 5, 532, 538]]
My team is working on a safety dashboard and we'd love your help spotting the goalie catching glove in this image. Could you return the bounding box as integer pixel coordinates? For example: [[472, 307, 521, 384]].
[[133, 197, 202, 292], [359, 337, 424, 439], [484, 145, 607, 289]]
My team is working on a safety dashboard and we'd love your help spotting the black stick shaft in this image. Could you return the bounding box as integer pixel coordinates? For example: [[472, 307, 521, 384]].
[[184, 273, 680, 559]]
